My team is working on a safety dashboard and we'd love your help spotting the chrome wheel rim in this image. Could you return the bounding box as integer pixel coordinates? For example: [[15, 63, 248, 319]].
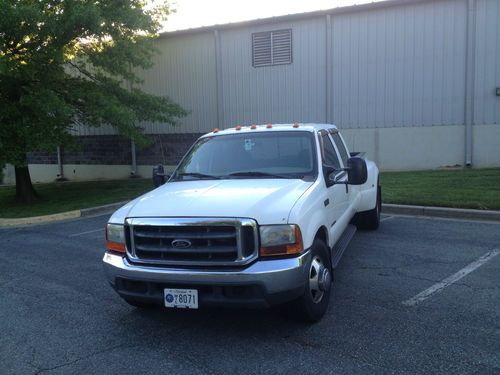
[[309, 255, 327, 304]]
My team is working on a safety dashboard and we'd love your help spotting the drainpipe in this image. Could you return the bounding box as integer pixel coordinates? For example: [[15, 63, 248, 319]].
[[325, 14, 332, 124], [128, 63, 139, 178], [464, 0, 476, 167], [56, 146, 67, 181], [130, 140, 138, 177], [214, 29, 223, 128]]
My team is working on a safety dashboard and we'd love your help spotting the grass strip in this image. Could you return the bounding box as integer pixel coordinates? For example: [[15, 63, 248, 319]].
[[1, 168, 499, 218]]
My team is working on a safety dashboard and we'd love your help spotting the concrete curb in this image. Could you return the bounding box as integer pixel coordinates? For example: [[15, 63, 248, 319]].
[[382, 204, 500, 222], [0, 210, 81, 227], [80, 201, 128, 217], [1, 202, 499, 228], [0, 201, 128, 228]]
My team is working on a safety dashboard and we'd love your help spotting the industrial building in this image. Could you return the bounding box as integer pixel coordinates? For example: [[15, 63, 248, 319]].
[[2, 0, 499, 184]]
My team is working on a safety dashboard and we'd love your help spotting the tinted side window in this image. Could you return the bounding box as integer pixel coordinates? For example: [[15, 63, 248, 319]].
[[331, 133, 349, 167], [321, 135, 341, 169]]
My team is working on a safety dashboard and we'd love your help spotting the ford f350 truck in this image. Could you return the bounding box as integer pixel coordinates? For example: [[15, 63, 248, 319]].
[[103, 123, 380, 321]]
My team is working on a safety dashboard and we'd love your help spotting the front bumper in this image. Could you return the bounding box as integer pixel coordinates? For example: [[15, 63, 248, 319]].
[[103, 250, 311, 308]]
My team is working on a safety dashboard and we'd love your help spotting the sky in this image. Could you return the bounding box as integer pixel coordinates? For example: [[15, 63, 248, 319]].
[[163, 0, 384, 32]]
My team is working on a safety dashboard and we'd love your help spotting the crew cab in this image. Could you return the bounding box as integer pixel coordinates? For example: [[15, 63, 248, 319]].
[[103, 123, 380, 321]]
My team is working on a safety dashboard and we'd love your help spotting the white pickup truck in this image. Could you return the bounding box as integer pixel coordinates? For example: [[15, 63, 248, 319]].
[[103, 123, 380, 321]]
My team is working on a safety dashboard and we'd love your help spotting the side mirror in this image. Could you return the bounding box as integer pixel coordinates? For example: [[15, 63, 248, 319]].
[[152, 164, 169, 187], [346, 157, 367, 185]]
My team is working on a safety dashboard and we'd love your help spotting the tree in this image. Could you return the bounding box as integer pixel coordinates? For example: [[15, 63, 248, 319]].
[[0, 0, 187, 203]]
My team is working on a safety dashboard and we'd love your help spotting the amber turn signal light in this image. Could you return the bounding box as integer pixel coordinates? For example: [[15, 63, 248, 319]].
[[106, 240, 126, 253]]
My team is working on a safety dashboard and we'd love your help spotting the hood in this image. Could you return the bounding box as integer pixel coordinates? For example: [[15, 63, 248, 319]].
[[109, 179, 314, 225]]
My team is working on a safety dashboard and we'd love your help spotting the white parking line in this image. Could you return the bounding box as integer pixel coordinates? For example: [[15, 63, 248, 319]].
[[402, 249, 500, 307], [380, 216, 394, 222], [69, 228, 104, 237]]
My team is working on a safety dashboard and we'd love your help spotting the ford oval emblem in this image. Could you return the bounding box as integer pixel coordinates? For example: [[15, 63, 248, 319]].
[[171, 239, 192, 249]]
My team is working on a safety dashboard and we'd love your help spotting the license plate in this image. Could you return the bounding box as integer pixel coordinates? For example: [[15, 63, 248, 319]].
[[164, 288, 198, 309]]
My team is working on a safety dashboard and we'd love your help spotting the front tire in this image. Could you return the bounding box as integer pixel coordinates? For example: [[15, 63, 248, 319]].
[[293, 239, 332, 322]]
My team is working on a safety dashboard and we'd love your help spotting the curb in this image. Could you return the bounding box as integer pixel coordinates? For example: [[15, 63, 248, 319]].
[[80, 201, 128, 217], [0, 210, 81, 227], [382, 204, 500, 222], [1, 202, 499, 228], [0, 201, 128, 227]]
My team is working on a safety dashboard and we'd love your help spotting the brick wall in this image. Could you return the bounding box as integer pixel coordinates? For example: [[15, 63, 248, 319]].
[[27, 133, 203, 165]]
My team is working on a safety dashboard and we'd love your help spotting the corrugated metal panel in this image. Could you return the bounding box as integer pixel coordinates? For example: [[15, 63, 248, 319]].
[[71, 33, 217, 136], [331, 0, 467, 129], [474, 0, 500, 125], [70, 124, 117, 136], [139, 32, 218, 134], [220, 18, 327, 128]]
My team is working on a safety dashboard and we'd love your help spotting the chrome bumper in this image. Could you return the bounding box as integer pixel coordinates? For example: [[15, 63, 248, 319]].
[[103, 250, 311, 307]]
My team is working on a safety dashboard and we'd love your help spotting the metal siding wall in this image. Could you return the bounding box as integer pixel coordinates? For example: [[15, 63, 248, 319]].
[[136, 33, 217, 134], [70, 124, 116, 136], [331, 0, 467, 129], [70, 33, 217, 136], [220, 18, 326, 128], [474, 0, 500, 125]]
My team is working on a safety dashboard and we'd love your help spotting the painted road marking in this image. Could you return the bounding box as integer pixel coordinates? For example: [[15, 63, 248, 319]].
[[380, 216, 394, 222], [69, 228, 104, 237], [402, 249, 500, 307]]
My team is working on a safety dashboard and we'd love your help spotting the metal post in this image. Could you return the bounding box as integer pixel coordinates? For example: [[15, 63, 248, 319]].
[[464, 0, 476, 167]]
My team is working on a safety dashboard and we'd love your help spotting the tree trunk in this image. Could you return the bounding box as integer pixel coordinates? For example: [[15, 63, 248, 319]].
[[15, 165, 38, 203]]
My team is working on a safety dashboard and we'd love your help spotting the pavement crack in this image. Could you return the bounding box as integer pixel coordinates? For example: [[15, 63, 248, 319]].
[[32, 343, 137, 374]]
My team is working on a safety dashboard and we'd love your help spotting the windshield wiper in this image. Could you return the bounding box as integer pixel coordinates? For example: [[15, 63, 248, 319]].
[[226, 171, 293, 179], [176, 172, 221, 180]]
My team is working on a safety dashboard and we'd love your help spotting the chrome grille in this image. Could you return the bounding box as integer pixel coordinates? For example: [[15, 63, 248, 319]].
[[125, 218, 258, 266]]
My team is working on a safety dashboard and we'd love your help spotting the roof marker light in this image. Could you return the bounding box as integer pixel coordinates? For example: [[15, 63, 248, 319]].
[[293, 123, 300, 128], [213, 128, 219, 133], [235, 125, 242, 130], [250, 124, 257, 129], [266, 124, 273, 129]]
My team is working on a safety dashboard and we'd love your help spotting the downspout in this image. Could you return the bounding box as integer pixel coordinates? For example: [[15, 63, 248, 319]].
[[325, 14, 332, 124], [128, 63, 139, 177], [464, 0, 476, 167], [130, 140, 137, 177], [214, 29, 224, 128], [56, 146, 67, 181]]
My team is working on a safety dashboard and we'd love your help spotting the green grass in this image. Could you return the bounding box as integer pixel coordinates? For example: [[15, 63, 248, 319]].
[[0, 179, 152, 218], [1, 168, 500, 218], [380, 168, 500, 210]]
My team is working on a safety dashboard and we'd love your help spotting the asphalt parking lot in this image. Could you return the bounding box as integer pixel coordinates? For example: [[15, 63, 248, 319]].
[[1, 213, 499, 374]]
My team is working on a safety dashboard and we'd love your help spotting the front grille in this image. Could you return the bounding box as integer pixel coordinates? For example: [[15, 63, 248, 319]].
[[125, 218, 258, 266]]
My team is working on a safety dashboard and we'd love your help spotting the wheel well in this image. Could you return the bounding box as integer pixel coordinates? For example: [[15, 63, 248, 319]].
[[314, 226, 332, 270], [315, 226, 328, 246]]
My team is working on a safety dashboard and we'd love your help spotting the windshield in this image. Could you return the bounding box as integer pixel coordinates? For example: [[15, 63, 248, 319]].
[[173, 131, 317, 180]]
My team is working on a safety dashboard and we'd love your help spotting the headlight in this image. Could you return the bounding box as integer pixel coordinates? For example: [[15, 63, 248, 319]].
[[106, 223, 126, 253], [259, 225, 304, 257]]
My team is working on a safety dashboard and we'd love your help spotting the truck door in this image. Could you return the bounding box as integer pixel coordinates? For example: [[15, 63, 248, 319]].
[[330, 132, 356, 217], [320, 132, 349, 248]]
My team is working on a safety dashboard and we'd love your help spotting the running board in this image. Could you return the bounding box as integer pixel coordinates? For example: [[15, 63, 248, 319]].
[[331, 224, 357, 269]]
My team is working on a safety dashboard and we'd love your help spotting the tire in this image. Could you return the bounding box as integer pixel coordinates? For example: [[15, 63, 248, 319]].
[[293, 238, 332, 322], [356, 183, 381, 231], [123, 298, 156, 309]]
